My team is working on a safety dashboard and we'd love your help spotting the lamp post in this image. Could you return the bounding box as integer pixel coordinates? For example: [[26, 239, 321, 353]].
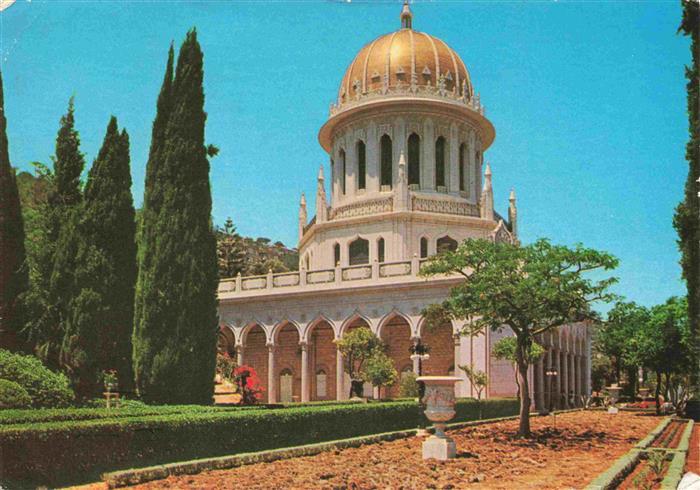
[[410, 340, 431, 435], [545, 367, 558, 426]]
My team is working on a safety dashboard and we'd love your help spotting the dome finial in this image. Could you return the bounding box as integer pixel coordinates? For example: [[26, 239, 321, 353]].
[[400, 1, 413, 29]]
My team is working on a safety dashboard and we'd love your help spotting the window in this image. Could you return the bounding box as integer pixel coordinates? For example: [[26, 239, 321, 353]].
[[349, 237, 369, 265], [380, 134, 392, 188], [377, 237, 385, 263], [340, 149, 346, 195], [408, 133, 420, 186], [316, 369, 327, 398], [435, 136, 446, 188], [437, 236, 458, 253], [420, 237, 428, 258], [459, 143, 466, 192], [334, 243, 340, 266], [357, 141, 366, 190]]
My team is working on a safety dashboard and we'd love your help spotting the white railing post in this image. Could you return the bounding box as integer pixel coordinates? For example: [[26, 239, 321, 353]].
[[335, 263, 342, 284], [300, 269, 307, 286], [235, 272, 242, 291], [372, 259, 379, 280], [266, 269, 273, 290], [411, 253, 420, 276]]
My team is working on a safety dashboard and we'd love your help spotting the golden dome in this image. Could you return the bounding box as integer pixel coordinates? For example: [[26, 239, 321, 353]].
[[337, 6, 472, 103]]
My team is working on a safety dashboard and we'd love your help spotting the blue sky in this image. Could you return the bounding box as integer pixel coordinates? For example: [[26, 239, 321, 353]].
[[0, 0, 690, 310]]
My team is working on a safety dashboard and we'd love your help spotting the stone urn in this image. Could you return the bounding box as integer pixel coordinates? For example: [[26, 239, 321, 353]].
[[416, 376, 461, 460], [606, 383, 621, 414]]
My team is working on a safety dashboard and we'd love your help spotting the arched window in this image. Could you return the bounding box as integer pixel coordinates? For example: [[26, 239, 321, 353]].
[[408, 133, 420, 186], [340, 149, 346, 195], [435, 136, 446, 188], [459, 143, 467, 192], [316, 369, 327, 398], [333, 243, 340, 266], [377, 237, 385, 263], [420, 237, 428, 259], [349, 237, 369, 266], [357, 141, 366, 190], [380, 134, 392, 188], [437, 236, 458, 254]]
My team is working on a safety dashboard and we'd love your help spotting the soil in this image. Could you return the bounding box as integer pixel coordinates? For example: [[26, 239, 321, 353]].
[[687, 425, 700, 475], [130, 411, 661, 489], [651, 419, 685, 449], [617, 453, 668, 490]]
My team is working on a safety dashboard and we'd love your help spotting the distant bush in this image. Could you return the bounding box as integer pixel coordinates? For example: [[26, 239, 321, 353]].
[[0, 398, 518, 487], [0, 379, 31, 409], [398, 372, 419, 398], [0, 349, 74, 408]]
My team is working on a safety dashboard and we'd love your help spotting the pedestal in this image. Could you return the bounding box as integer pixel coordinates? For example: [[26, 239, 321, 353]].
[[422, 435, 456, 461]]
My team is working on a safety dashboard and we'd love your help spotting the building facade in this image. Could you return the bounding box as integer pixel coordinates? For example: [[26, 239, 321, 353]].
[[217, 3, 591, 409]]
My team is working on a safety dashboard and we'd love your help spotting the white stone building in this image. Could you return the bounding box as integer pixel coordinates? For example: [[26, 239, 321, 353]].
[[217, 3, 591, 410]]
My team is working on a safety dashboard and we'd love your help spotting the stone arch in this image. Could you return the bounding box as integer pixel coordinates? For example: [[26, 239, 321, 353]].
[[217, 325, 237, 356], [378, 310, 412, 398], [377, 309, 413, 339], [240, 320, 270, 346], [420, 320, 454, 376], [339, 312, 373, 337], [306, 318, 337, 400], [348, 236, 370, 265], [271, 319, 303, 345], [436, 235, 458, 254], [274, 321, 302, 402], [240, 323, 269, 398]]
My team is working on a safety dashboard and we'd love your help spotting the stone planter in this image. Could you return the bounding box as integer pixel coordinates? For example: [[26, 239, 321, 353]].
[[416, 376, 461, 460]]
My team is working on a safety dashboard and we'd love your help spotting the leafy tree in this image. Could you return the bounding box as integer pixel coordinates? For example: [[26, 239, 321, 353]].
[[597, 301, 650, 396], [421, 238, 618, 437], [59, 117, 136, 398], [625, 297, 691, 414], [362, 350, 398, 399], [216, 217, 245, 278], [399, 371, 420, 398], [0, 70, 28, 349], [335, 326, 382, 398], [493, 336, 545, 399], [133, 30, 219, 404], [24, 99, 85, 369], [674, 0, 700, 416], [458, 364, 487, 400]]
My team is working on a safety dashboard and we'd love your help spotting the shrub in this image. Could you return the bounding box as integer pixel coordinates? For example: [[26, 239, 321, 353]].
[[0, 379, 31, 409], [399, 372, 419, 398], [0, 398, 518, 487], [0, 349, 74, 407]]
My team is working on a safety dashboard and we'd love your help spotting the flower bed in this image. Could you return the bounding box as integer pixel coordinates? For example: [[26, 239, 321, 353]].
[[0, 397, 518, 487], [127, 411, 662, 489], [650, 419, 686, 449]]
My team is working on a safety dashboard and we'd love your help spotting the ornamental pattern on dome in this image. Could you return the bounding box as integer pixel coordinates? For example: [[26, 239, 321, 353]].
[[332, 3, 481, 117]]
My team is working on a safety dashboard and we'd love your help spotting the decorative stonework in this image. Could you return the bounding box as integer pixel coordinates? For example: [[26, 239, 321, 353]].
[[242, 276, 267, 291], [330, 196, 393, 220], [273, 273, 301, 288], [412, 196, 479, 217], [379, 261, 411, 277], [306, 269, 335, 284], [342, 265, 372, 281]]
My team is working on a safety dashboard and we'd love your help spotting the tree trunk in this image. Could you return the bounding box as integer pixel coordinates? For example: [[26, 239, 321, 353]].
[[516, 359, 531, 437], [655, 372, 662, 415]]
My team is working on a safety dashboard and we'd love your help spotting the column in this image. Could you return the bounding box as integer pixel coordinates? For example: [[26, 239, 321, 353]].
[[267, 344, 276, 404], [336, 347, 345, 400], [561, 351, 569, 409], [412, 337, 421, 374], [448, 123, 459, 193], [554, 349, 561, 409], [300, 342, 309, 403], [536, 357, 545, 412], [236, 345, 243, 366]]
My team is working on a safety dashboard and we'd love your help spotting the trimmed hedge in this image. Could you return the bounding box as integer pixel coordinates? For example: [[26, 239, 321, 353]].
[[0, 349, 74, 408], [0, 379, 31, 409], [0, 398, 517, 487]]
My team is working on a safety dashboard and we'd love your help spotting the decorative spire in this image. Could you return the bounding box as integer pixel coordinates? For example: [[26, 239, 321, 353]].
[[298, 192, 307, 242], [316, 164, 328, 223], [395, 150, 409, 211], [508, 188, 518, 238], [400, 1, 413, 30], [480, 162, 494, 221]]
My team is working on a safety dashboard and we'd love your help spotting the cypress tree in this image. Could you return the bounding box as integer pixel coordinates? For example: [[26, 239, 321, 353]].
[[60, 117, 136, 398], [0, 70, 28, 350], [674, 0, 700, 416], [25, 99, 85, 369], [133, 30, 218, 404]]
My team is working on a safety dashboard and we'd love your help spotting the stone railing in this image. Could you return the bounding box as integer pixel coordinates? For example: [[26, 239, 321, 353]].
[[218, 255, 434, 296], [330, 84, 484, 117]]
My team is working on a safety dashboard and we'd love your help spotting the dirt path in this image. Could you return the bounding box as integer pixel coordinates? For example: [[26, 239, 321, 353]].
[[687, 425, 700, 475], [130, 411, 660, 489]]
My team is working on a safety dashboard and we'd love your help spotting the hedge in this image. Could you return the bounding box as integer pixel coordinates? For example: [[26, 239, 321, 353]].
[[0, 380, 31, 409], [0, 349, 74, 408], [0, 398, 517, 487]]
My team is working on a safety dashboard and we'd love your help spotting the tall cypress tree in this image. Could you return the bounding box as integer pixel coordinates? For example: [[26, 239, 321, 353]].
[[133, 30, 218, 404], [25, 98, 85, 369], [0, 70, 28, 350], [674, 0, 700, 417], [60, 117, 136, 398]]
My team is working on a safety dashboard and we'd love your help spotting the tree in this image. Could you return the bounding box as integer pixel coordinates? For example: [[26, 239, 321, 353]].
[[458, 364, 487, 400], [59, 117, 136, 398], [335, 326, 382, 398], [493, 336, 545, 400], [0, 70, 28, 350], [625, 297, 691, 414], [24, 99, 85, 369], [362, 350, 398, 399], [133, 30, 219, 404], [421, 238, 618, 437], [216, 217, 245, 278], [674, 0, 700, 418], [597, 301, 650, 397]]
